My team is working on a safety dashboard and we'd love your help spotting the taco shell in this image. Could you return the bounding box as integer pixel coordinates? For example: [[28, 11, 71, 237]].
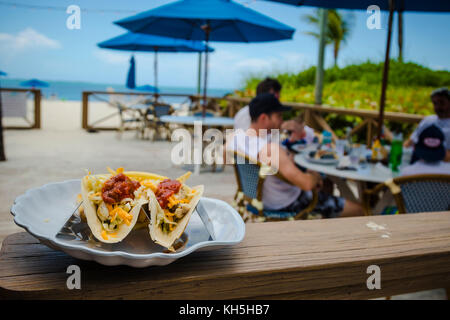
[[81, 172, 152, 243], [148, 182, 204, 251]]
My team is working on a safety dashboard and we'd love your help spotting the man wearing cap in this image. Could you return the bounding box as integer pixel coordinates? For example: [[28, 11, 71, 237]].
[[234, 77, 282, 131], [404, 87, 450, 162], [226, 93, 363, 218], [401, 124, 450, 176]]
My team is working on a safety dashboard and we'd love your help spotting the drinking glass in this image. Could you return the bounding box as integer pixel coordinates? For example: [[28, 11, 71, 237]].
[[335, 139, 347, 158], [349, 148, 360, 167]]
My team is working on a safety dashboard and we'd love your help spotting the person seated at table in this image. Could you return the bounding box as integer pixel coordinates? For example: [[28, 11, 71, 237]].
[[234, 77, 282, 131], [400, 124, 450, 176], [280, 114, 317, 150], [226, 93, 364, 218], [404, 87, 450, 162]]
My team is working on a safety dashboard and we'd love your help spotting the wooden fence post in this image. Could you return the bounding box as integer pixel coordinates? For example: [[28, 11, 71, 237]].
[[82, 91, 89, 130], [33, 89, 41, 129]]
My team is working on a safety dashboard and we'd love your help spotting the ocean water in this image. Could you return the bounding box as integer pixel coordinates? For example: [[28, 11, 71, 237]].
[[1, 79, 234, 102]]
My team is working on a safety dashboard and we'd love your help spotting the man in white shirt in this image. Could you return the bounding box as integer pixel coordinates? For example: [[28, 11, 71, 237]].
[[227, 93, 363, 218], [235, 77, 316, 147], [401, 124, 450, 176], [404, 88, 450, 162]]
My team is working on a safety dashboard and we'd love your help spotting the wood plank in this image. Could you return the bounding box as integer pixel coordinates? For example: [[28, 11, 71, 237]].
[[82, 92, 89, 130], [33, 90, 41, 129], [1, 212, 449, 299]]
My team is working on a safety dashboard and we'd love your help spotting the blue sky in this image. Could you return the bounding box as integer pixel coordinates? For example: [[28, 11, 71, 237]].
[[0, 0, 449, 89]]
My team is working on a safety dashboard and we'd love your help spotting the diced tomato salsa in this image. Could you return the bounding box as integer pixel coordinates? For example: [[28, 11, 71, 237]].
[[155, 179, 181, 209], [102, 173, 141, 204]]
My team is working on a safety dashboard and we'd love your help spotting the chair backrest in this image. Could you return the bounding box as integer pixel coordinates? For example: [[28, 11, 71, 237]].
[[233, 151, 264, 201], [153, 104, 171, 118], [394, 175, 450, 213]]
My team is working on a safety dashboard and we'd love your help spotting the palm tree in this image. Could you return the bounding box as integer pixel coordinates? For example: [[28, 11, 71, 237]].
[[303, 9, 354, 66]]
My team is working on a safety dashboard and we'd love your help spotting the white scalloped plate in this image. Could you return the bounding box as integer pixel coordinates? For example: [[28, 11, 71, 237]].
[[305, 155, 339, 166], [11, 179, 245, 268]]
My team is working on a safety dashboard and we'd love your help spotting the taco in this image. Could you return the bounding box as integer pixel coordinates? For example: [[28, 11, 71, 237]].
[[80, 167, 165, 243], [144, 172, 204, 251]]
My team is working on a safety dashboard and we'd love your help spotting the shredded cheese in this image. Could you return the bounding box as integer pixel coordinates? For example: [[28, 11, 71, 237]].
[[141, 180, 157, 192], [101, 230, 109, 240], [109, 207, 133, 226], [166, 196, 189, 209]]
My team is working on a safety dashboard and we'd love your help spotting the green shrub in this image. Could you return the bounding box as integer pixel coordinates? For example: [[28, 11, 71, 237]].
[[238, 60, 449, 139]]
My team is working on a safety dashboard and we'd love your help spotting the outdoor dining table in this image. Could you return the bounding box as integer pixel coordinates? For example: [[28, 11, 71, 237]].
[[1, 211, 449, 299], [159, 115, 234, 128], [294, 152, 402, 205]]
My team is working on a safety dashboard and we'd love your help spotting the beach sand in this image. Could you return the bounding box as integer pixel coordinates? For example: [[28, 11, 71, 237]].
[[0, 99, 446, 299]]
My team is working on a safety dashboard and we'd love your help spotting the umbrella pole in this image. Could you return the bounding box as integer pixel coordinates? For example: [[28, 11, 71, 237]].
[[202, 26, 211, 118], [197, 52, 202, 96], [154, 50, 159, 101], [377, 0, 395, 139], [0, 80, 6, 161]]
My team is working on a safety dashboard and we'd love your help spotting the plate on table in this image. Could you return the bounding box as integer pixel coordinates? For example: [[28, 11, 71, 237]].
[[291, 143, 308, 153], [11, 179, 245, 268], [305, 151, 339, 166]]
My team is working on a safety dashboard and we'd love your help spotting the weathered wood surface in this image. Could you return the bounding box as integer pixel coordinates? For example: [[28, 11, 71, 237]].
[[1, 211, 449, 300]]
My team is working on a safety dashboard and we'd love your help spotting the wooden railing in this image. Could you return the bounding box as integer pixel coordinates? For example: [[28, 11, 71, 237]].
[[2, 211, 450, 299], [0, 88, 41, 129], [220, 95, 424, 146], [81, 90, 199, 130], [82, 90, 424, 145]]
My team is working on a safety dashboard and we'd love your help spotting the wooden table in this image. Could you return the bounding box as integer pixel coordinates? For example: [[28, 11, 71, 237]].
[[1, 211, 449, 300], [159, 115, 234, 128]]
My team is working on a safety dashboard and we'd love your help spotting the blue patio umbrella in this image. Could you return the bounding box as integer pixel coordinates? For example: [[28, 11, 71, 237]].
[[0, 71, 6, 76], [98, 32, 214, 93], [265, 0, 450, 11], [135, 84, 159, 93], [265, 0, 450, 139], [126, 55, 136, 89], [115, 0, 295, 115], [20, 78, 49, 88]]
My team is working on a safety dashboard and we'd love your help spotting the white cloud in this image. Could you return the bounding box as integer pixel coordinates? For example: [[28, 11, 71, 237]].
[[0, 28, 61, 51], [235, 57, 272, 70], [93, 49, 135, 65]]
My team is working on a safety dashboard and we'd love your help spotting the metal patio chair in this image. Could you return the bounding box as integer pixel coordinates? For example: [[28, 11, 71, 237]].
[[145, 102, 173, 140], [231, 151, 318, 222], [363, 174, 450, 215]]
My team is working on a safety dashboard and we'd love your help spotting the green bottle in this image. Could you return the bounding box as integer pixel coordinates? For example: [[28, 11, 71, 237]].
[[389, 133, 403, 172]]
